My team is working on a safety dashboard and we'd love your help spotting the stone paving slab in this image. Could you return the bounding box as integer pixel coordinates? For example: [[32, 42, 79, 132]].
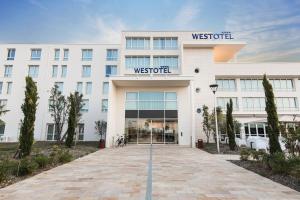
[[0, 145, 299, 200]]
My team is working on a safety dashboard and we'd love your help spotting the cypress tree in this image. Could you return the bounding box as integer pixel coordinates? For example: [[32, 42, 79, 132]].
[[19, 77, 38, 157], [65, 92, 83, 148], [262, 74, 282, 154], [226, 99, 236, 150]]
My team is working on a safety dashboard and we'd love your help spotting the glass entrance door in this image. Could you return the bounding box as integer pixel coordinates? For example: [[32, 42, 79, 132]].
[[138, 119, 164, 144], [151, 120, 164, 143]]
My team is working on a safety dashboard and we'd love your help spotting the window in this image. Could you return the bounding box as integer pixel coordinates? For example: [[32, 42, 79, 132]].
[[106, 49, 118, 61], [270, 79, 294, 91], [240, 79, 263, 91], [242, 97, 265, 111], [54, 49, 60, 60], [216, 79, 236, 91], [28, 65, 39, 78], [0, 82, 3, 94], [76, 82, 83, 94], [0, 124, 5, 136], [153, 37, 178, 49], [216, 97, 238, 111], [244, 123, 267, 138], [77, 124, 84, 140], [0, 99, 7, 109], [125, 92, 177, 110], [86, 82, 92, 95], [46, 124, 59, 141], [7, 48, 15, 60], [105, 65, 117, 77], [52, 65, 58, 78], [102, 82, 109, 94], [31, 49, 42, 60], [55, 82, 64, 93], [63, 49, 69, 60], [6, 82, 12, 94], [4, 65, 13, 77], [153, 56, 178, 70], [126, 37, 150, 49], [125, 56, 150, 69], [101, 99, 108, 112], [81, 99, 89, 112], [276, 97, 298, 111], [82, 65, 91, 77], [82, 49, 93, 61], [61, 65, 67, 78]]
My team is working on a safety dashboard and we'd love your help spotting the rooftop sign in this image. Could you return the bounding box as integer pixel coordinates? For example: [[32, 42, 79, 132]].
[[192, 32, 233, 40]]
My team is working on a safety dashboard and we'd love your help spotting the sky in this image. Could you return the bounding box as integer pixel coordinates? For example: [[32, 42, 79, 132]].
[[0, 0, 300, 62]]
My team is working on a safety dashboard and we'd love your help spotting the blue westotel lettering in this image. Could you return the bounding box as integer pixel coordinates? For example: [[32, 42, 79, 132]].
[[192, 33, 199, 39], [133, 66, 172, 74], [134, 68, 140, 73], [192, 32, 234, 40]]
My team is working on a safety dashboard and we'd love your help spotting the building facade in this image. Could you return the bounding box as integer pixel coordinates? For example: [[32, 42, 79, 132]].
[[0, 31, 299, 147]]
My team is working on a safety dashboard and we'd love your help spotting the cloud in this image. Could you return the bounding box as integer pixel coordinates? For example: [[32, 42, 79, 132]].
[[173, 0, 201, 29], [225, 0, 300, 62], [71, 15, 127, 43], [28, 0, 47, 10]]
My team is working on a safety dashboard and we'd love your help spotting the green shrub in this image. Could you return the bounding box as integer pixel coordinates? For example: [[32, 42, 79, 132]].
[[250, 149, 267, 161], [240, 148, 250, 161], [0, 162, 8, 183], [18, 157, 38, 176], [268, 152, 289, 174], [287, 156, 300, 178], [33, 154, 49, 168], [0, 159, 19, 182], [58, 150, 73, 163]]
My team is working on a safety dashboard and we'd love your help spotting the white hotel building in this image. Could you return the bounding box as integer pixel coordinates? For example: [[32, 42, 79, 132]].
[[0, 31, 299, 147]]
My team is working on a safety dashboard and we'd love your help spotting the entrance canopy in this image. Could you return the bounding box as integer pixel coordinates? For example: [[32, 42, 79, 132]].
[[110, 76, 192, 87]]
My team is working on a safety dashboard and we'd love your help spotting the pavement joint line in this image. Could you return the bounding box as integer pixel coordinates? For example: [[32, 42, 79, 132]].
[[145, 144, 153, 200]]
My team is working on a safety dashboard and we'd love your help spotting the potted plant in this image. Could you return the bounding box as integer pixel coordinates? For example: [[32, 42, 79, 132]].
[[95, 120, 107, 149]]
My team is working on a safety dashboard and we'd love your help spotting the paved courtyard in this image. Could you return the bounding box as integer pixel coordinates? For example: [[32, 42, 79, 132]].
[[0, 145, 299, 200]]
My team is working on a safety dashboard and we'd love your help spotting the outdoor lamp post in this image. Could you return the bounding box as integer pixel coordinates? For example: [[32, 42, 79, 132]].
[[209, 84, 220, 154]]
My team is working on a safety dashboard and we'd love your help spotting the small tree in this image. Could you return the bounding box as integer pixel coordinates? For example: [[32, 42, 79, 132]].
[[263, 74, 282, 154], [49, 85, 69, 143], [210, 107, 226, 143], [95, 120, 107, 141], [65, 92, 84, 148], [19, 77, 39, 157], [202, 105, 212, 143], [226, 99, 236, 150]]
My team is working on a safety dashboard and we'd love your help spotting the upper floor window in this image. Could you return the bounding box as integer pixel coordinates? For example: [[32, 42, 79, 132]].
[[61, 65, 67, 78], [28, 65, 39, 78], [63, 49, 69, 60], [82, 49, 93, 61], [52, 65, 58, 78], [54, 49, 60, 60], [4, 65, 13, 77], [7, 48, 15, 60], [106, 49, 118, 61], [0, 82, 3, 94], [270, 79, 293, 91], [54, 82, 64, 93], [81, 99, 89, 112], [217, 97, 238, 111], [102, 82, 109, 94], [6, 82, 12, 94], [82, 65, 91, 77], [126, 37, 150, 49], [240, 79, 263, 92], [77, 123, 84, 140], [76, 82, 83, 94], [125, 56, 150, 69], [242, 97, 265, 111], [85, 82, 92, 95], [276, 97, 298, 111], [31, 49, 42, 60], [153, 56, 178, 70], [216, 79, 236, 91], [153, 37, 178, 49], [101, 99, 108, 112], [105, 65, 117, 77]]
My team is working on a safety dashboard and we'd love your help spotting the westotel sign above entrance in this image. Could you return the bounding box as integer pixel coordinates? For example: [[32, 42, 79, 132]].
[[134, 66, 171, 74], [192, 32, 233, 40]]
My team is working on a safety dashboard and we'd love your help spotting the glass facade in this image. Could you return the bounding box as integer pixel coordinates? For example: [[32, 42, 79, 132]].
[[125, 92, 178, 144], [125, 56, 150, 69], [276, 97, 298, 111], [216, 97, 238, 111], [126, 37, 150, 49], [270, 79, 293, 91], [153, 56, 178, 70], [153, 37, 178, 49], [242, 97, 265, 111], [216, 79, 236, 91], [240, 79, 263, 91]]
